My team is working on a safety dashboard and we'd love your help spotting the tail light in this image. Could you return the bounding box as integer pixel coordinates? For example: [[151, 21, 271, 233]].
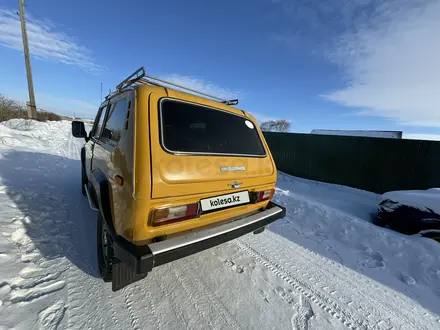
[[151, 203, 199, 226], [256, 189, 274, 202]]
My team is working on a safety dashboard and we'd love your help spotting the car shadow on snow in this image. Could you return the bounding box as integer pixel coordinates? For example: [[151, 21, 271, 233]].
[[0, 150, 100, 279]]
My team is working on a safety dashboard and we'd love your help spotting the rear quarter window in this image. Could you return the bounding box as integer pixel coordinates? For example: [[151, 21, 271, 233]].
[[101, 98, 128, 144], [92, 105, 107, 138], [159, 99, 266, 157]]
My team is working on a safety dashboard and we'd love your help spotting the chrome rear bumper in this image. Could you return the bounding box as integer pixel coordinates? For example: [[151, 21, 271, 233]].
[[149, 202, 285, 264], [113, 201, 285, 272], [109, 201, 286, 291]]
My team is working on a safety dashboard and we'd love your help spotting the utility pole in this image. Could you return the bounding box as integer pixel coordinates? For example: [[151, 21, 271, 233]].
[[100, 82, 103, 103], [18, 0, 37, 119]]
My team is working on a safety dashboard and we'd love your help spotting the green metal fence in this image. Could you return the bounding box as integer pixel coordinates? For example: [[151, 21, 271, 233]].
[[263, 132, 440, 194]]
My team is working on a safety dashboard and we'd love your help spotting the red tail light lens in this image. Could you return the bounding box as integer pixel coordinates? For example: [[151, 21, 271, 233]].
[[151, 203, 199, 226], [257, 189, 274, 202]]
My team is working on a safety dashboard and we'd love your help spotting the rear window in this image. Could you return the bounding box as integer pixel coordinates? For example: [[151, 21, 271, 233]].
[[160, 99, 266, 157]]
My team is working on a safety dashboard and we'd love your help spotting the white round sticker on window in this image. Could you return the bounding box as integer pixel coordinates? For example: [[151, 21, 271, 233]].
[[245, 120, 254, 129]]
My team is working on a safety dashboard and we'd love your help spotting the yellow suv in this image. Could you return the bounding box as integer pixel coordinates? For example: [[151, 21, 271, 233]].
[[72, 67, 285, 291]]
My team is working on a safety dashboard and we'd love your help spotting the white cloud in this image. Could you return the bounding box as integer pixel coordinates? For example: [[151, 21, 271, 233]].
[[0, 8, 102, 73], [270, 0, 380, 51], [321, 0, 440, 128], [160, 74, 239, 101], [403, 133, 440, 141]]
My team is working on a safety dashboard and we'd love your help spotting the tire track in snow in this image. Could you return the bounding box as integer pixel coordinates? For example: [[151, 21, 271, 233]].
[[270, 195, 440, 330], [172, 258, 244, 330], [108, 293, 121, 330], [65, 255, 132, 330], [67, 268, 104, 329], [168, 263, 215, 330], [247, 235, 383, 327], [235, 239, 368, 330], [128, 280, 163, 330], [177, 257, 244, 330], [238, 231, 440, 330], [291, 294, 314, 330], [242, 236, 394, 330], [121, 286, 141, 330], [211, 246, 299, 310], [154, 273, 191, 330]]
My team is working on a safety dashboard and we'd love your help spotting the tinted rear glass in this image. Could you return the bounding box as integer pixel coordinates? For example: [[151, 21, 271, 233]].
[[160, 99, 266, 156]]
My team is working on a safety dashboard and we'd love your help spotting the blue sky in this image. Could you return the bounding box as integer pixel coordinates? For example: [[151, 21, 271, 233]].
[[0, 0, 439, 138]]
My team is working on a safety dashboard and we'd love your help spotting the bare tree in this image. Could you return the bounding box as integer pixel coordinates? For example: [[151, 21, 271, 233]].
[[0, 94, 62, 124], [0, 94, 26, 121], [260, 119, 291, 132]]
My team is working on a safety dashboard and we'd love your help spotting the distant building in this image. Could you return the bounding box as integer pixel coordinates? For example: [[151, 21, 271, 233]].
[[310, 129, 402, 139]]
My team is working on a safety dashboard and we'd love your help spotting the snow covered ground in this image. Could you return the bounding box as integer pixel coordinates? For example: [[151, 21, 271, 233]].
[[0, 119, 440, 330]]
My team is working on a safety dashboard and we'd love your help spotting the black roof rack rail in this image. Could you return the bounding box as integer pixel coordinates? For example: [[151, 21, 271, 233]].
[[111, 66, 239, 106], [221, 99, 239, 106], [116, 66, 146, 91]]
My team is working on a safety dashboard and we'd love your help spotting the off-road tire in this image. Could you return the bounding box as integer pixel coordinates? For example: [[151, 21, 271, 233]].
[[97, 213, 113, 282]]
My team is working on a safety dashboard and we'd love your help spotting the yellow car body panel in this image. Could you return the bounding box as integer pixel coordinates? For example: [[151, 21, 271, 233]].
[[128, 85, 277, 242]]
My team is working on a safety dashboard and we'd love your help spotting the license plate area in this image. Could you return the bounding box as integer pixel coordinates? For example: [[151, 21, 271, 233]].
[[200, 191, 250, 212]]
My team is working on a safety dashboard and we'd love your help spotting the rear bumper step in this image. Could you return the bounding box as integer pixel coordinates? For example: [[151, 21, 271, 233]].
[[111, 201, 286, 276]]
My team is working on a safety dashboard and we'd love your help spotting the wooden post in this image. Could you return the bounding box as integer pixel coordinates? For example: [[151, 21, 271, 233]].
[[19, 0, 37, 119]]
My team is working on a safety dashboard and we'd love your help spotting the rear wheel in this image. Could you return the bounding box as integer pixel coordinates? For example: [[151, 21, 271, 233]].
[[97, 213, 113, 282]]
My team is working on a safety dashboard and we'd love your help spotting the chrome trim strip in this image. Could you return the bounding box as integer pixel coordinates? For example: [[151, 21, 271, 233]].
[[149, 206, 283, 255]]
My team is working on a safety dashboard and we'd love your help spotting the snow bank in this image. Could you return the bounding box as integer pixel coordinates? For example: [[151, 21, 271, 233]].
[[275, 171, 381, 221], [0, 119, 73, 155]]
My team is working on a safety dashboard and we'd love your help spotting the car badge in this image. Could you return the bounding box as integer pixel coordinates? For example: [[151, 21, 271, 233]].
[[227, 181, 243, 189]]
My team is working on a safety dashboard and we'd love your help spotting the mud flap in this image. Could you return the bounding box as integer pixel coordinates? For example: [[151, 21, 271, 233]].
[[112, 259, 148, 292]]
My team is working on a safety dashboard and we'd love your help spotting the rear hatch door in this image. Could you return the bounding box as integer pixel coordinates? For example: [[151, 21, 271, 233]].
[[149, 91, 276, 199]]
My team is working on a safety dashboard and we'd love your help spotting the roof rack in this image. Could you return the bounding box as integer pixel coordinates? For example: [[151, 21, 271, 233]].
[[110, 66, 239, 106]]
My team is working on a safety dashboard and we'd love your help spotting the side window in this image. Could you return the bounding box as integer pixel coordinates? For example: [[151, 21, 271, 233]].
[[101, 98, 128, 144], [92, 105, 108, 138]]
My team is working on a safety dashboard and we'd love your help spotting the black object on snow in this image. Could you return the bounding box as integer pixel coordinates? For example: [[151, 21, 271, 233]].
[[375, 199, 440, 235]]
